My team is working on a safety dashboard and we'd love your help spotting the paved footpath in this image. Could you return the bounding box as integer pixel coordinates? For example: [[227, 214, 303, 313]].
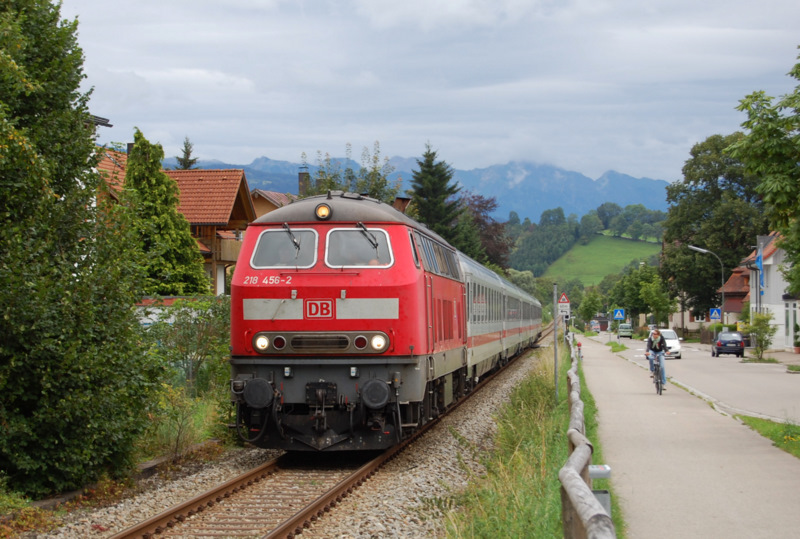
[[578, 336, 800, 539]]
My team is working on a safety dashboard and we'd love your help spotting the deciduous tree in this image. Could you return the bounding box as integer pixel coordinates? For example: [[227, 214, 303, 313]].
[[460, 191, 511, 267], [303, 142, 401, 203], [728, 48, 800, 295], [0, 0, 157, 496], [661, 133, 769, 314]]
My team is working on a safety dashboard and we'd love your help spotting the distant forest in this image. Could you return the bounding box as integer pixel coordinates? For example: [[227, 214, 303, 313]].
[[507, 202, 665, 276]]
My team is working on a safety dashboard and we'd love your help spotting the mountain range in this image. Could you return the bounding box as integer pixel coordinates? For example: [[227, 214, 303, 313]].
[[165, 156, 671, 224]]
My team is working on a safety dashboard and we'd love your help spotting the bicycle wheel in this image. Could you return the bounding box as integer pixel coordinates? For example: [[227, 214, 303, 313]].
[[654, 366, 662, 395]]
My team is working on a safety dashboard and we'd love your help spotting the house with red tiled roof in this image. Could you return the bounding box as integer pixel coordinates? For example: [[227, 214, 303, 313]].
[[251, 188, 296, 218], [720, 266, 750, 319], [95, 149, 256, 295], [165, 169, 256, 294]]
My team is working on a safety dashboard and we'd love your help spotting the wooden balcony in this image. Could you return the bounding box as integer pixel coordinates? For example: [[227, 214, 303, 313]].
[[218, 238, 243, 263]]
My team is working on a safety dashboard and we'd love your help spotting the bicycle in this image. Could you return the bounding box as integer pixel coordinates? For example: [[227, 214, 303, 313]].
[[648, 350, 666, 395]]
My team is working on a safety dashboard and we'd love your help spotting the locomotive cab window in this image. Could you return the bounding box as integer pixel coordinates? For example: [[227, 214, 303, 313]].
[[326, 227, 393, 267], [250, 228, 318, 268]]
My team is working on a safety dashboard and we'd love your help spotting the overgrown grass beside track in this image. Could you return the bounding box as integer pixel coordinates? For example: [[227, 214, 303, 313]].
[[445, 344, 625, 537]]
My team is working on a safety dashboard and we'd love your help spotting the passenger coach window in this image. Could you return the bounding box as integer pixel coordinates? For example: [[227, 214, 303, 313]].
[[326, 228, 393, 267], [251, 228, 318, 268]]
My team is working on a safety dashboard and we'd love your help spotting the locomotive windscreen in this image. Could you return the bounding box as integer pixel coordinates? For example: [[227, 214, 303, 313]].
[[250, 228, 318, 268], [326, 228, 393, 267]]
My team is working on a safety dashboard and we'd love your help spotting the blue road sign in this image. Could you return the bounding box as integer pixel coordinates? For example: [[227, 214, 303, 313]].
[[613, 309, 625, 320], [710, 308, 721, 320]]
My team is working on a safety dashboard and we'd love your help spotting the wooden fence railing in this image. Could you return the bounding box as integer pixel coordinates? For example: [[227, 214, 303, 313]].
[[558, 337, 616, 539]]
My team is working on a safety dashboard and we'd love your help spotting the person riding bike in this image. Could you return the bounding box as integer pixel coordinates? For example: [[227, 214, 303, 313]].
[[646, 329, 668, 389]]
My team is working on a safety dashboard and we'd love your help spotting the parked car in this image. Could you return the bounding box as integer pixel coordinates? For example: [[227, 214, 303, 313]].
[[712, 331, 746, 358], [618, 323, 633, 338]]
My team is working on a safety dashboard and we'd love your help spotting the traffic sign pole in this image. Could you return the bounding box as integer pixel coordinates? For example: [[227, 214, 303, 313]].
[[613, 308, 625, 343]]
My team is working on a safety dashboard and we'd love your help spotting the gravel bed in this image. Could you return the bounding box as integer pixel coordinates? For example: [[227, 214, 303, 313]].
[[33, 447, 282, 538], [302, 349, 542, 539], [30, 347, 544, 538]]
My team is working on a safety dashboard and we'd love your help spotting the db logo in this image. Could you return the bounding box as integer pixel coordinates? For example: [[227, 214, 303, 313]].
[[305, 299, 334, 319]]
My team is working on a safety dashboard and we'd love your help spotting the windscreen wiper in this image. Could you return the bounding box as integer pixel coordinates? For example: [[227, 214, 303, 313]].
[[282, 223, 301, 255], [356, 222, 379, 251]]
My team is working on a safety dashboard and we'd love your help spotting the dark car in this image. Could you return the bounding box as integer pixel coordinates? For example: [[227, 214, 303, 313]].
[[712, 331, 746, 358]]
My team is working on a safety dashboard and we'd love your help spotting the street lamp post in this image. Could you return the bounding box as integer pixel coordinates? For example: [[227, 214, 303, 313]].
[[689, 245, 725, 342]]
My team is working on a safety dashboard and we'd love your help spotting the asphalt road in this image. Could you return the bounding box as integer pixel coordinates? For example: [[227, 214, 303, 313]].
[[610, 335, 800, 423], [578, 334, 800, 539]]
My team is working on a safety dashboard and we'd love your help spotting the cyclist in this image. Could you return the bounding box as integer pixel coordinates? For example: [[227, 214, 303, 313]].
[[646, 329, 668, 389]]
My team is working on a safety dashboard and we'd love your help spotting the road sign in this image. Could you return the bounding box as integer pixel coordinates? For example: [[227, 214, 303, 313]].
[[558, 292, 570, 304], [558, 302, 571, 317], [710, 308, 721, 320], [613, 308, 625, 320]]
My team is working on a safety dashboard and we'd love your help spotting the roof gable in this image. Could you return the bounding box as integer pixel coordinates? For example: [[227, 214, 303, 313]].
[[165, 169, 255, 226], [741, 231, 782, 265], [94, 148, 256, 228], [252, 189, 296, 208]]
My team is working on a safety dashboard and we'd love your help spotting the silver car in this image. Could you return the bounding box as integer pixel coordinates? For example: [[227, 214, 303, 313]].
[[659, 329, 683, 359]]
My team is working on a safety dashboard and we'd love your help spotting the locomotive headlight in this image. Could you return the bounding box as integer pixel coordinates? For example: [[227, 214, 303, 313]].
[[370, 334, 387, 351], [315, 203, 332, 220], [253, 334, 270, 352]]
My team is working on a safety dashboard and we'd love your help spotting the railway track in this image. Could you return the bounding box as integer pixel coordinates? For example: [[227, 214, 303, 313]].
[[111, 329, 553, 539]]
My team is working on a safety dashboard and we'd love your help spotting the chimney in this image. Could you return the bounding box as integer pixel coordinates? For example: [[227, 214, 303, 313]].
[[392, 196, 411, 214], [127, 142, 134, 154], [298, 165, 310, 196]]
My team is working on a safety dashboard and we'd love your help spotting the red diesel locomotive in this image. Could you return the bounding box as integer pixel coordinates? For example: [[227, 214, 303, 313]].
[[229, 191, 542, 451]]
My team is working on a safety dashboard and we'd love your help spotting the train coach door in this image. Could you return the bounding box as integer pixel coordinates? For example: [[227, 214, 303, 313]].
[[501, 293, 508, 359]]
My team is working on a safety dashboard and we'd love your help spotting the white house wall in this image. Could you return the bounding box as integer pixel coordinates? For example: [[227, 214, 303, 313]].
[[750, 247, 794, 351]]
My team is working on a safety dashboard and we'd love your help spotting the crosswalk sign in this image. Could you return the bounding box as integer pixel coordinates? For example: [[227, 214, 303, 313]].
[[613, 309, 625, 320], [710, 308, 721, 320]]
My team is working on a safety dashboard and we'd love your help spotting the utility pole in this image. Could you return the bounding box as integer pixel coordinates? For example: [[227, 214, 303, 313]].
[[553, 283, 559, 404]]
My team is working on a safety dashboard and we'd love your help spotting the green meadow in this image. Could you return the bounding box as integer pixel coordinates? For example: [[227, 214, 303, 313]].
[[542, 235, 661, 286]]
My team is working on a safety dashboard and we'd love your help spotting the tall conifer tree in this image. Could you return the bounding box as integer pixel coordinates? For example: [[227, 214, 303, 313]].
[[410, 144, 463, 243], [175, 136, 198, 170]]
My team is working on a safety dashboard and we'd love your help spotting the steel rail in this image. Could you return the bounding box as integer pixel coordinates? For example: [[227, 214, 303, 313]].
[[111, 329, 549, 539], [108, 459, 280, 539], [265, 336, 548, 538]]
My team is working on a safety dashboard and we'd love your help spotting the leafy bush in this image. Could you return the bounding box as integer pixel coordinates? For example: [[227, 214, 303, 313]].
[[741, 312, 778, 360], [137, 296, 237, 455]]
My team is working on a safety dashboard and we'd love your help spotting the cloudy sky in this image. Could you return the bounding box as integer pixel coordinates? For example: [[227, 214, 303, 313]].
[[60, 0, 800, 181]]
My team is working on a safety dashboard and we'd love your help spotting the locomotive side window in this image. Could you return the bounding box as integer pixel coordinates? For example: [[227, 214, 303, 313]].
[[409, 232, 420, 268], [251, 228, 318, 268], [326, 228, 393, 267], [412, 231, 461, 280], [417, 234, 439, 273]]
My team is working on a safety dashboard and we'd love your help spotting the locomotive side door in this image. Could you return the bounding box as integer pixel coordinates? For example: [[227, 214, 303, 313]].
[[426, 274, 434, 354]]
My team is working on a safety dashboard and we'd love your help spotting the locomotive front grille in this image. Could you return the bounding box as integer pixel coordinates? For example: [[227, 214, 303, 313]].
[[291, 335, 350, 350]]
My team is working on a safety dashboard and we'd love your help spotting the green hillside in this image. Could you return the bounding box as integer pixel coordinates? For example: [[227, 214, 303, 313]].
[[541, 235, 661, 286]]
